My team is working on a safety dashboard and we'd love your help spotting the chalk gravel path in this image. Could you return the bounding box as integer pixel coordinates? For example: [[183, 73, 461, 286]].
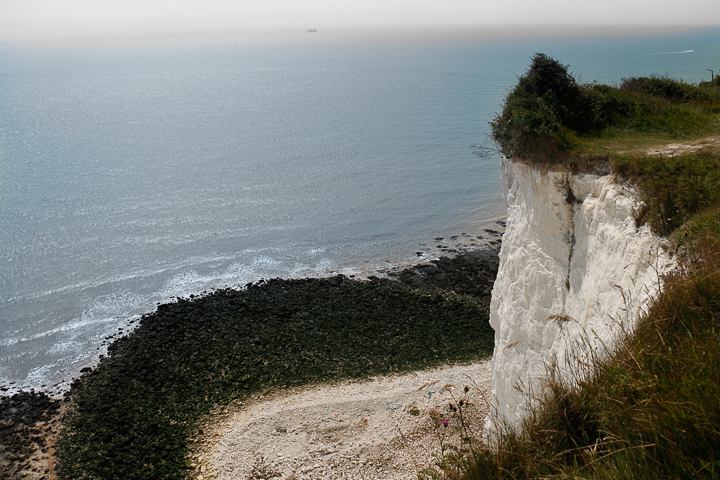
[[190, 361, 492, 480]]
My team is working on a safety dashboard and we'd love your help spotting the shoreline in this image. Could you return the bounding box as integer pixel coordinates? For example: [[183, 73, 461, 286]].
[[0, 214, 505, 399], [0, 225, 503, 480], [1, 216, 506, 401]]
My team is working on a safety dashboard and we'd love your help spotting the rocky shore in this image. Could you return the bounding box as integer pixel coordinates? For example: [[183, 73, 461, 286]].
[[0, 391, 63, 479], [0, 225, 502, 480]]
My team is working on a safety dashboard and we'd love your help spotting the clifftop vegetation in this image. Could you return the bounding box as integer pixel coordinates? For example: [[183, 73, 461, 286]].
[[489, 53, 720, 163]]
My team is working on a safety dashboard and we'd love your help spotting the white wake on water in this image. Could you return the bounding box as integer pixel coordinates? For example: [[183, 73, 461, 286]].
[[649, 49, 695, 54]]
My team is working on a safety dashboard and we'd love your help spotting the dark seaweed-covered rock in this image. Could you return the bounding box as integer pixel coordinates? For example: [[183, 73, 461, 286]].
[[388, 248, 500, 302], [55, 276, 495, 480]]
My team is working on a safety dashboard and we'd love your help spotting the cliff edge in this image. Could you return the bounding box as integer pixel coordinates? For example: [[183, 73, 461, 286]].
[[469, 52, 720, 477]]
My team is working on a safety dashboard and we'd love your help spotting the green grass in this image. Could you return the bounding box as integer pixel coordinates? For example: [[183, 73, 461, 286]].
[[55, 277, 495, 480], [611, 146, 720, 236], [426, 55, 720, 480]]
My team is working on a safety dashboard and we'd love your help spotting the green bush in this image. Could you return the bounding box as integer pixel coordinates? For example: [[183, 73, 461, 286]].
[[490, 53, 597, 160], [699, 76, 720, 88], [620, 75, 704, 103]]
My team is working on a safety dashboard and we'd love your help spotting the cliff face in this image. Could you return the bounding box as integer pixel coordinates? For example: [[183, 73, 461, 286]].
[[488, 159, 675, 427]]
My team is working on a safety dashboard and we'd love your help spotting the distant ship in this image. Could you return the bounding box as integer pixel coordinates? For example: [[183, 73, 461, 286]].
[[307, 29, 317, 33]]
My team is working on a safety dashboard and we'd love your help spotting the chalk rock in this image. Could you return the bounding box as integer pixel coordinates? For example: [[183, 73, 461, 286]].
[[488, 158, 675, 428]]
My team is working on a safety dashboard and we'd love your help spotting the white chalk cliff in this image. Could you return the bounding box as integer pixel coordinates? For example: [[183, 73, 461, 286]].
[[488, 158, 675, 428]]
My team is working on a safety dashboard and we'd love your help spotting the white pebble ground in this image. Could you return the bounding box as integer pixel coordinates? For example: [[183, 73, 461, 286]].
[[190, 361, 492, 480]]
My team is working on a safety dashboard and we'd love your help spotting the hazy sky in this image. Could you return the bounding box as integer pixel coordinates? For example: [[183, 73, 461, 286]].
[[1, 0, 719, 45]]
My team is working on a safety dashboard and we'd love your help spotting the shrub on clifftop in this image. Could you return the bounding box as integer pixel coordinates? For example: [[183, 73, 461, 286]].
[[490, 53, 597, 160]]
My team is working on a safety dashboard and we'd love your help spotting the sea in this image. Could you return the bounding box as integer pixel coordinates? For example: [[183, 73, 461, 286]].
[[1, 25, 719, 397]]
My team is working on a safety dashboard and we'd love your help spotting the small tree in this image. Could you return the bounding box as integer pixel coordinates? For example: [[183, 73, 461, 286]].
[[490, 53, 593, 161]]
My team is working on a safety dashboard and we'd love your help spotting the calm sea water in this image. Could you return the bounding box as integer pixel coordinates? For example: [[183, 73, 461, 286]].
[[1, 26, 719, 395]]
